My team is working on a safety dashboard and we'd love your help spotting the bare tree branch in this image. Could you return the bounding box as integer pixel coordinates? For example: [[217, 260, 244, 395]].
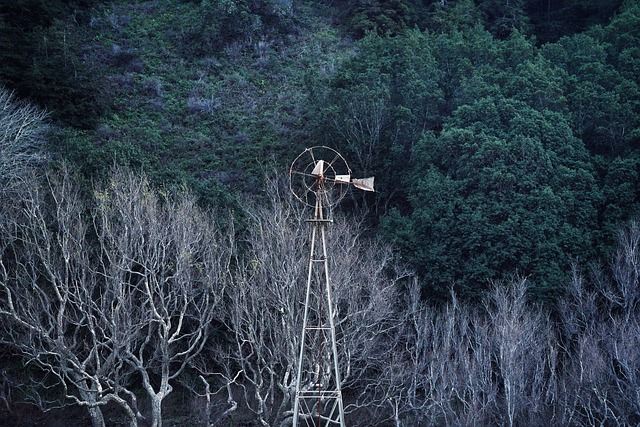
[[0, 87, 48, 195]]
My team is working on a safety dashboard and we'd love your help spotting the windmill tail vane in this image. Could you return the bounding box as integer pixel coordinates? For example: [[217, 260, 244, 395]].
[[311, 158, 375, 192], [351, 177, 375, 192]]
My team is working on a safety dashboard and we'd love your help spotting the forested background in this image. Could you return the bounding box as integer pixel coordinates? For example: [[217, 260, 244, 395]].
[[1, 0, 640, 426]]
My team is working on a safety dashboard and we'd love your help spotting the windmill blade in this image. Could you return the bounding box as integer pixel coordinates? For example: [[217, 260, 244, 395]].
[[334, 174, 351, 183], [352, 177, 375, 192], [311, 160, 325, 177]]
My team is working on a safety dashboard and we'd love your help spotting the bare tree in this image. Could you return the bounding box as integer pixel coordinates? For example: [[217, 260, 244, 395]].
[[222, 192, 306, 427], [605, 222, 640, 421], [483, 279, 555, 427], [391, 279, 557, 427], [554, 269, 598, 427], [608, 221, 640, 319], [556, 307, 629, 427], [0, 168, 138, 427], [93, 169, 232, 427], [584, 221, 640, 426], [0, 87, 48, 194], [391, 283, 498, 427], [0, 167, 231, 427], [555, 223, 640, 427], [394, 287, 461, 426]]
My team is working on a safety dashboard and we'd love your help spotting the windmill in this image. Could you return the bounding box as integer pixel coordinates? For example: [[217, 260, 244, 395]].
[[289, 146, 374, 427]]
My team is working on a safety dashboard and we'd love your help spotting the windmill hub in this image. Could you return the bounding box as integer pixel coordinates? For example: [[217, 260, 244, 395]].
[[289, 146, 374, 209]]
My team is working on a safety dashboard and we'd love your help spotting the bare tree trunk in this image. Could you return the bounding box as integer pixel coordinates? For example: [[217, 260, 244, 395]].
[[150, 396, 163, 427], [86, 406, 106, 427]]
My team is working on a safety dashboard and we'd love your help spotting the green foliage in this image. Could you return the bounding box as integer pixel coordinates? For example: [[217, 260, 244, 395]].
[[595, 154, 640, 251], [316, 16, 640, 299], [476, 0, 531, 39], [345, 0, 412, 36], [0, 0, 105, 128], [49, 127, 148, 178], [312, 30, 446, 212], [40, 0, 350, 209], [176, 0, 298, 57], [540, 12, 640, 154], [183, 0, 260, 55], [428, 0, 484, 33], [504, 54, 568, 112], [384, 97, 600, 300], [526, 0, 624, 44], [4, 0, 640, 422]]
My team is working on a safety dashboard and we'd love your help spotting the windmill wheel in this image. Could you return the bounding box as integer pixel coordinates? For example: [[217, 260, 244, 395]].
[[289, 146, 352, 208]]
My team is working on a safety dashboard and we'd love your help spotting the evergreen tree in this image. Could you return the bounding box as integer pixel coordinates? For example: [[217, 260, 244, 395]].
[[383, 96, 600, 300]]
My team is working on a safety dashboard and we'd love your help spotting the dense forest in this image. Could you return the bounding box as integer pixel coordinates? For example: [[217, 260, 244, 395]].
[[1, 0, 640, 426]]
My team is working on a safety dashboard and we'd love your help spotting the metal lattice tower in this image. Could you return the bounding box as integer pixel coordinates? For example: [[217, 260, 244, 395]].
[[289, 147, 374, 427]]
